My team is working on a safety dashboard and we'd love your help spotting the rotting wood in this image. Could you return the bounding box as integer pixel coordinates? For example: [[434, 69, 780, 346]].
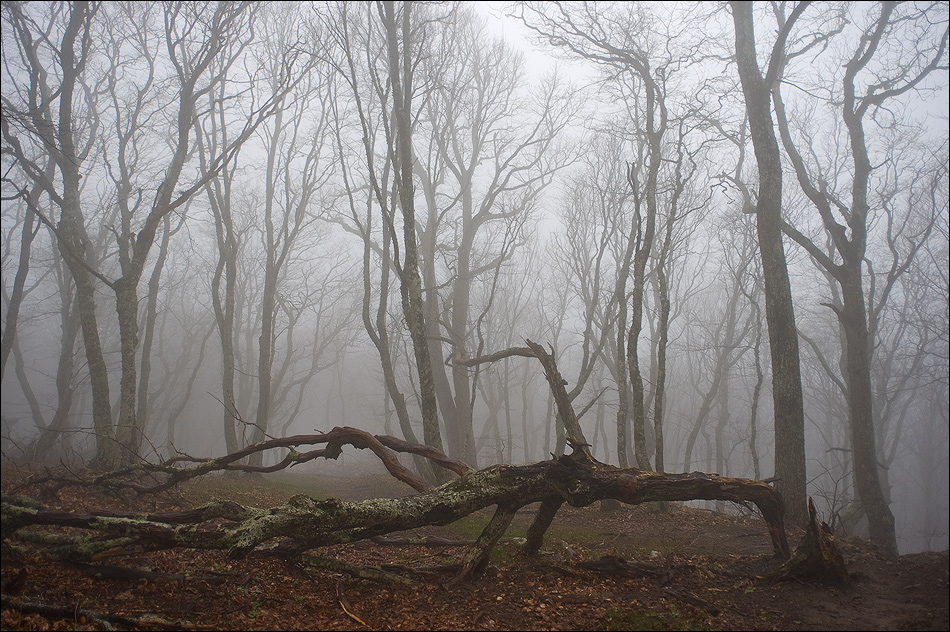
[[767, 497, 848, 585]]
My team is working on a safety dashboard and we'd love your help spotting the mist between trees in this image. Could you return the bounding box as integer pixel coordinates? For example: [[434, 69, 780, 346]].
[[1, 1, 947, 555]]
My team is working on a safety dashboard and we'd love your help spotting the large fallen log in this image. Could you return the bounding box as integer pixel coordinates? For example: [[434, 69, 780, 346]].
[[2, 448, 789, 583], [2, 340, 790, 583]]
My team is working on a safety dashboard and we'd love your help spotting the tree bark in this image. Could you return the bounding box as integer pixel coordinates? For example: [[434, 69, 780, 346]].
[[730, 1, 808, 523], [2, 449, 790, 584], [763, 0, 942, 555], [384, 0, 447, 471], [767, 498, 848, 585], [3, 339, 790, 583]]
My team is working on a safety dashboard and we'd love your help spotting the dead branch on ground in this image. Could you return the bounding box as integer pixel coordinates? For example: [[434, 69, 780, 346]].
[[2, 340, 791, 585]]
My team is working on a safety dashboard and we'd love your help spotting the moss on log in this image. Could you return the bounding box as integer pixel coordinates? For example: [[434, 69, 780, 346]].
[[3, 450, 790, 582]]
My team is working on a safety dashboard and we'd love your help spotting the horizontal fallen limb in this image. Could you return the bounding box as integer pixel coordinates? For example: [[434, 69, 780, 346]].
[[7, 426, 473, 498], [2, 341, 790, 584], [2, 448, 790, 584]]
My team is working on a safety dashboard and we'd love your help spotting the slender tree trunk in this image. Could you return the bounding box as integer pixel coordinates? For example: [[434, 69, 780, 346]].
[[135, 216, 173, 451], [715, 370, 731, 477], [520, 355, 533, 463], [385, 0, 446, 467], [54, 1, 118, 469], [451, 212, 477, 467], [653, 225, 673, 474], [0, 186, 42, 383], [211, 224, 240, 454], [748, 308, 764, 480], [840, 272, 897, 553], [615, 288, 631, 468], [32, 283, 81, 458], [113, 277, 141, 464], [503, 359, 514, 464], [59, 198, 117, 469], [417, 169, 462, 460], [627, 156, 660, 472], [613, 205, 638, 468]]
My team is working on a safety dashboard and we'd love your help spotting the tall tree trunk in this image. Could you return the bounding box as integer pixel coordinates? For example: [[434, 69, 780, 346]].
[[416, 166, 462, 461], [839, 275, 896, 553], [627, 89, 662, 472], [451, 195, 478, 467], [0, 185, 43, 383], [32, 280, 81, 459], [384, 0, 446, 470], [113, 277, 140, 464], [764, 0, 930, 553], [730, 0, 808, 523], [52, 0, 118, 469], [748, 302, 764, 481], [135, 216, 173, 452], [210, 212, 240, 455]]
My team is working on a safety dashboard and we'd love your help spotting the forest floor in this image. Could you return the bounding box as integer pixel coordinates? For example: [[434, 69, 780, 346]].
[[1, 469, 947, 631]]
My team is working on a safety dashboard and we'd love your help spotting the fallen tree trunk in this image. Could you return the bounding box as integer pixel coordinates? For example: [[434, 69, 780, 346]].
[[2, 449, 789, 583], [2, 340, 790, 584]]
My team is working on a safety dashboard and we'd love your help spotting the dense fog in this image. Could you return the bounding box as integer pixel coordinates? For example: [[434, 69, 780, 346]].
[[1, 1, 947, 555]]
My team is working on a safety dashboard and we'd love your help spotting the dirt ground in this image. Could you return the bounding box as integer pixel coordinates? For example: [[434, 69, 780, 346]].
[[2, 471, 947, 631]]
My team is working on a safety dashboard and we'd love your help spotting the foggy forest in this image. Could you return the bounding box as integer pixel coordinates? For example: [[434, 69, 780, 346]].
[[1, 0, 948, 582]]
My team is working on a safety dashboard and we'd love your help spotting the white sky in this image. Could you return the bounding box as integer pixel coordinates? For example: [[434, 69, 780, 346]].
[[473, 1, 598, 86]]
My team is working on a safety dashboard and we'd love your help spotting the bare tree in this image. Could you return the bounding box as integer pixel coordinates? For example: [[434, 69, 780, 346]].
[[2, 0, 118, 467], [244, 4, 336, 465], [516, 2, 674, 471], [1, 1, 301, 468], [649, 118, 709, 473], [416, 4, 576, 467], [728, 0, 809, 523], [105, 1, 275, 465], [550, 132, 626, 450], [197, 69, 246, 455], [326, 1, 449, 480], [771, 1, 946, 554]]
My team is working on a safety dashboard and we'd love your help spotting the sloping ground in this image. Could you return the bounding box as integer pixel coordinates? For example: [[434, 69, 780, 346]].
[[2, 472, 947, 631]]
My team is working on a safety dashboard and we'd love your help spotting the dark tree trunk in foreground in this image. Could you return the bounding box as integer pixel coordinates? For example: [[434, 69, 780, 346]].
[[730, 1, 808, 524], [2, 340, 789, 585], [766, 0, 946, 555]]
